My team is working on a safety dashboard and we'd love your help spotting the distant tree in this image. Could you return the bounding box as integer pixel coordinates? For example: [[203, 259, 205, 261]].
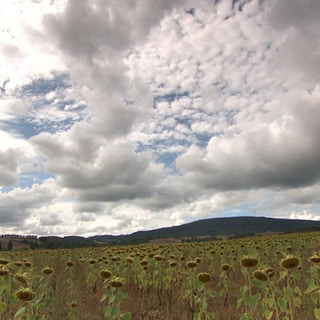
[[30, 240, 38, 250], [7, 240, 13, 251]]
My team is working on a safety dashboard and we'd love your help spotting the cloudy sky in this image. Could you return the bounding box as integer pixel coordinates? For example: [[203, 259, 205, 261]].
[[0, 0, 320, 236]]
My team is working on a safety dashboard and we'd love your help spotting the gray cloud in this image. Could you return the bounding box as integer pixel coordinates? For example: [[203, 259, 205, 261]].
[[31, 133, 164, 202], [0, 149, 20, 186], [39, 213, 64, 226], [33, 0, 320, 213], [288, 185, 320, 205], [267, 0, 320, 84], [0, 180, 57, 224], [41, 0, 179, 140], [73, 201, 104, 214], [176, 88, 320, 190], [44, 0, 183, 59]]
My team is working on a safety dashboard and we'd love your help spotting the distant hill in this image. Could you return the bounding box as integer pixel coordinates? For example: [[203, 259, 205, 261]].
[[89, 216, 320, 244], [8, 216, 320, 249]]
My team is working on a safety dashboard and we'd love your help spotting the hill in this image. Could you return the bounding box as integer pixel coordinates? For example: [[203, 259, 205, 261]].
[[7, 216, 320, 249], [90, 216, 320, 244]]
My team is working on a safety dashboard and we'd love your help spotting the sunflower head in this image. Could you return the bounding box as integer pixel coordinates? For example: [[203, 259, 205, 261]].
[[0, 267, 9, 276], [99, 269, 112, 279], [15, 288, 35, 301], [42, 267, 53, 275], [197, 272, 211, 283], [109, 278, 124, 288], [186, 260, 198, 268], [253, 270, 268, 282], [240, 257, 258, 268], [221, 263, 230, 272], [281, 256, 300, 269]]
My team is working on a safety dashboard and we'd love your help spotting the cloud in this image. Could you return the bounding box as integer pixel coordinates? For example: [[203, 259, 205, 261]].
[[0, 179, 58, 225], [28, 1, 320, 228], [39, 213, 64, 226], [0, 1, 66, 90], [290, 210, 319, 221], [42, 0, 183, 99], [0, 149, 20, 187], [31, 132, 164, 202], [267, 0, 320, 85], [44, 0, 183, 58], [176, 86, 320, 190]]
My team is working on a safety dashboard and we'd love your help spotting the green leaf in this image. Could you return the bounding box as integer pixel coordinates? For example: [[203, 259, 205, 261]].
[[262, 309, 273, 320], [314, 308, 320, 320], [275, 287, 282, 297], [237, 298, 244, 310], [265, 297, 275, 308], [245, 294, 261, 310], [293, 297, 302, 308], [193, 312, 201, 320], [284, 287, 293, 300], [240, 313, 250, 320], [252, 278, 268, 291], [121, 313, 132, 320], [15, 306, 26, 318], [278, 270, 288, 282], [103, 306, 112, 318], [294, 286, 302, 297], [206, 290, 220, 298], [311, 291, 319, 305], [199, 301, 208, 312], [100, 293, 108, 302], [241, 268, 250, 276], [240, 286, 248, 296], [277, 297, 288, 313], [108, 294, 115, 305], [305, 279, 319, 294], [118, 292, 131, 301], [111, 305, 120, 318], [194, 296, 201, 305], [207, 312, 215, 320]]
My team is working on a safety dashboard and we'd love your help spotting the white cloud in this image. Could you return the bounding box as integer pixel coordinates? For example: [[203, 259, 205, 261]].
[[31, 132, 165, 203], [176, 86, 320, 190], [0, 179, 59, 225], [267, 0, 320, 86], [0, 149, 20, 187], [0, 0, 66, 89], [290, 210, 320, 221]]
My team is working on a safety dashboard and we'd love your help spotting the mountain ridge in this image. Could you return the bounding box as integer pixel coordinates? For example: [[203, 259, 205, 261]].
[[31, 216, 320, 249], [89, 215, 320, 243]]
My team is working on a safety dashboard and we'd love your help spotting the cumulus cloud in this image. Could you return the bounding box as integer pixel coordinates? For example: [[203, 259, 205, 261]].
[[31, 133, 164, 202], [44, 0, 182, 59], [0, 149, 20, 186], [267, 0, 320, 85], [27, 0, 320, 228], [176, 87, 320, 190], [0, 179, 58, 225], [290, 210, 320, 221]]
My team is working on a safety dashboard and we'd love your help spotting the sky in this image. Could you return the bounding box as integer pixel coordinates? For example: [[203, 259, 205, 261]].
[[0, 0, 320, 237]]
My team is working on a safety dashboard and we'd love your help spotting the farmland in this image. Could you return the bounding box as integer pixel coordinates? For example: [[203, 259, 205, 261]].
[[1, 232, 320, 319]]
